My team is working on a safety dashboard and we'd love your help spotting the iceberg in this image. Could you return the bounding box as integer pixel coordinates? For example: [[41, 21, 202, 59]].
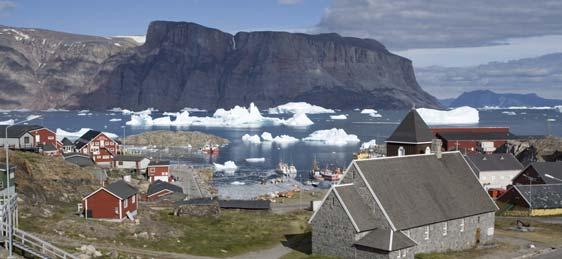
[[245, 157, 265, 163], [214, 161, 238, 172], [242, 134, 261, 144], [502, 111, 517, 116], [268, 102, 335, 114], [109, 118, 122, 122], [56, 128, 119, 141], [261, 132, 273, 141], [230, 181, 246, 185], [282, 113, 314, 127], [181, 107, 207, 112], [360, 139, 377, 150], [303, 128, 360, 146], [556, 106, 562, 113], [272, 135, 300, 144], [416, 106, 479, 125], [0, 119, 14, 125], [361, 109, 382, 118], [330, 114, 347, 120]]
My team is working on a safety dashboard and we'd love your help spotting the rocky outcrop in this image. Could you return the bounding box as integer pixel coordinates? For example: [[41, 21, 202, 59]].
[[0, 26, 137, 109], [0, 21, 441, 110]]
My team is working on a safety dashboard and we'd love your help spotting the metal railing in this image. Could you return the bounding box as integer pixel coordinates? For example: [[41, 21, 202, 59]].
[[0, 195, 78, 259]]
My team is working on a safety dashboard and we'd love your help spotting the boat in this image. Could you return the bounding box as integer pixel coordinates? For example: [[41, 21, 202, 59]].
[[276, 162, 297, 176], [321, 167, 343, 182], [201, 143, 220, 154], [310, 158, 324, 181]]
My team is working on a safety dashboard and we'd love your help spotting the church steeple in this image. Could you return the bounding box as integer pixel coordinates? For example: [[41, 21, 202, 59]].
[[385, 110, 433, 156]]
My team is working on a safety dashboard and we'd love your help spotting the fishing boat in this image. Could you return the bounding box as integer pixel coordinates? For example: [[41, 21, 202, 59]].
[[276, 162, 297, 176], [321, 168, 342, 182], [310, 158, 324, 181]]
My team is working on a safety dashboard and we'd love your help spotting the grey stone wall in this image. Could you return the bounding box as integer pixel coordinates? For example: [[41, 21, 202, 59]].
[[311, 191, 358, 258]]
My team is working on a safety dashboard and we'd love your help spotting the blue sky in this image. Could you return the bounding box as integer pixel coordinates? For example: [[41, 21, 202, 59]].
[[3, 0, 329, 36]]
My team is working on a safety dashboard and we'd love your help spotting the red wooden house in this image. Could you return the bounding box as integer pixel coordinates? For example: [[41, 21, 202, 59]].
[[432, 127, 516, 154], [147, 161, 171, 183], [75, 130, 120, 166], [82, 180, 138, 221]]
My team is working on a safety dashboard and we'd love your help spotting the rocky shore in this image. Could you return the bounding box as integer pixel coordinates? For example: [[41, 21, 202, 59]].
[[124, 130, 228, 148]]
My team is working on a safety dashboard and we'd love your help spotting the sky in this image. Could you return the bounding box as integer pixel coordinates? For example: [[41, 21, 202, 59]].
[[2, 0, 562, 99]]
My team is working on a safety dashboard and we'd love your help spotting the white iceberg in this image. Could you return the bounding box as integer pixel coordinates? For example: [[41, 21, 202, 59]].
[[0, 119, 14, 125], [56, 128, 119, 141], [181, 107, 207, 112], [261, 132, 273, 141], [416, 106, 479, 125], [109, 118, 122, 122], [268, 102, 334, 114], [282, 113, 314, 127], [547, 118, 557, 122], [242, 134, 261, 144], [360, 139, 377, 150], [272, 135, 300, 144], [230, 181, 246, 185], [303, 128, 360, 146], [502, 111, 517, 116], [43, 108, 69, 112], [361, 109, 382, 118], [330, 114, 347, 120], [556, 106, 562, 113], [245, 157, 266, 163], [214, 161, 238, 172]]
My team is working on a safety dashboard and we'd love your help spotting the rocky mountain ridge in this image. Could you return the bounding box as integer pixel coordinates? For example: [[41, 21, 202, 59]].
[[449, 90, 562, 108], [0, 21, 441, 110]]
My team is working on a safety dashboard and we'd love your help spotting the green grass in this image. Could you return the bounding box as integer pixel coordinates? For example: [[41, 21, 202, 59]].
[[121, 210, 311, 257]]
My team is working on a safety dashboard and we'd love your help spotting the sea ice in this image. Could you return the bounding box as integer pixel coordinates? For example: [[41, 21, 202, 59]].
[[214, 161, 238, 172], [261, 132, 273, 141], [272, 135, 300, 144], [230, 181, 245, 185], [109, 118, 122, 122], [0, 119, 14, 125], [416, 106, 479, 124], [245, 157, 266, 163], [502, 111, 517, 116], [360, 109, 382, 117], [268, 102, 335, 114], [303, 128, 360, 146], [330, 114, 347, 120], [242, 134, 261, 144]]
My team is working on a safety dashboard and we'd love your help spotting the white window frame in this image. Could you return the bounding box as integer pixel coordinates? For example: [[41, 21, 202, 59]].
[[460, 219, 465, 232], [424, 226, 429, 240], [443, 222, 448, 236], [397, 250, 401, 258], [123, 199, 128, 208], [398, 146, 405, 156], [132, 195, 136, 204]]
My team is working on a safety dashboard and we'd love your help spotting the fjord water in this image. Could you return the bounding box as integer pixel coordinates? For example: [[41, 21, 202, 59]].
[[2, 109, 560, 189]]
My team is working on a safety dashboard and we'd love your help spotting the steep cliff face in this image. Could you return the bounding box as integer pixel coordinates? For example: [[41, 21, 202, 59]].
[[83, 21, 440, 110], [0, 26, 137, 109], [0, 21, 440, 110]]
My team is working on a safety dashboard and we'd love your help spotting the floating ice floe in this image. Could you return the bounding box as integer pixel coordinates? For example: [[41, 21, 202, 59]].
[[416, 106, 479, 125], [43, 108, 69, 112], [261, 132, 273, 141], [273, 135, 300, 144], [125, 103, 313, 128], [330, 114, 347, 120], [0, 119, 15, 125], [242, 134, 261, 144], [502, 111, 517, 116], [214, 161, 238, 172], [360, 109, 382, 118], [109, 118, 122, 122], [283, 113, 314, 126], [230, 181, 245, 185], [547, 118, 557, 122], [360, 139, 377, 150], [56, 128, 119, 141], [556, 106, 562, 113], [268, 102, 335, 114], [303, 128, 360, 146], [245, 157, 266, 163], [181, 107, 207, 112]]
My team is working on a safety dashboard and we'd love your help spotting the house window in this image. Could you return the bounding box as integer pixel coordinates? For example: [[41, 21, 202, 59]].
[[424, 226, 429, 240], [425, 146, 431, 154], [124, 199, 128, 208], [94, 142, 99, 146], [398, 146, 405, 156], [118, 161, 123, 165], [402, 249, 407, 258], [114, 207, 119, 214], [105, 141, 110, 146], [443, 222, 448, 236], [103, 155, 109, 159], [397, 250, 401, 258], [460, 219, 465, 232], [24, 137, 30, 144], [48, 136, 54, 140], [149, 168, 155, 173], [132, 195, 136, 204]]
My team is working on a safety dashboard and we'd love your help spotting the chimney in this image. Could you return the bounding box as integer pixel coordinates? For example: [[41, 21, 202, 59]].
[[432, 139, 443, 159]]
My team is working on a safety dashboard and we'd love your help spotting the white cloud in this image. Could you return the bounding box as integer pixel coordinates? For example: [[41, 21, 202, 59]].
[[316, 0, 562, 50], [278, 0, 303, 5]]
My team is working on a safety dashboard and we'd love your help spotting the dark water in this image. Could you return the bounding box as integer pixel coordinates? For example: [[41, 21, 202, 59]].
[[1, 108, 560, 187]]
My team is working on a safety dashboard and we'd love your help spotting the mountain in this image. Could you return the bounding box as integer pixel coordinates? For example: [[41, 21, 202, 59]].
[[449, 90, 562, 107], [438, 98, 455, 107], [0, 21, 441, 110]]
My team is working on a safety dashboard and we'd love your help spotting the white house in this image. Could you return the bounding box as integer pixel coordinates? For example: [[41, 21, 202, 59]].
[[466, 153, 523, 190], [112, 156, 151, 172]]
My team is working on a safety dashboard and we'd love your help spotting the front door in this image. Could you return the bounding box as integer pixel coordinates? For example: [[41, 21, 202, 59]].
[[476, 228, 481, 244]]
